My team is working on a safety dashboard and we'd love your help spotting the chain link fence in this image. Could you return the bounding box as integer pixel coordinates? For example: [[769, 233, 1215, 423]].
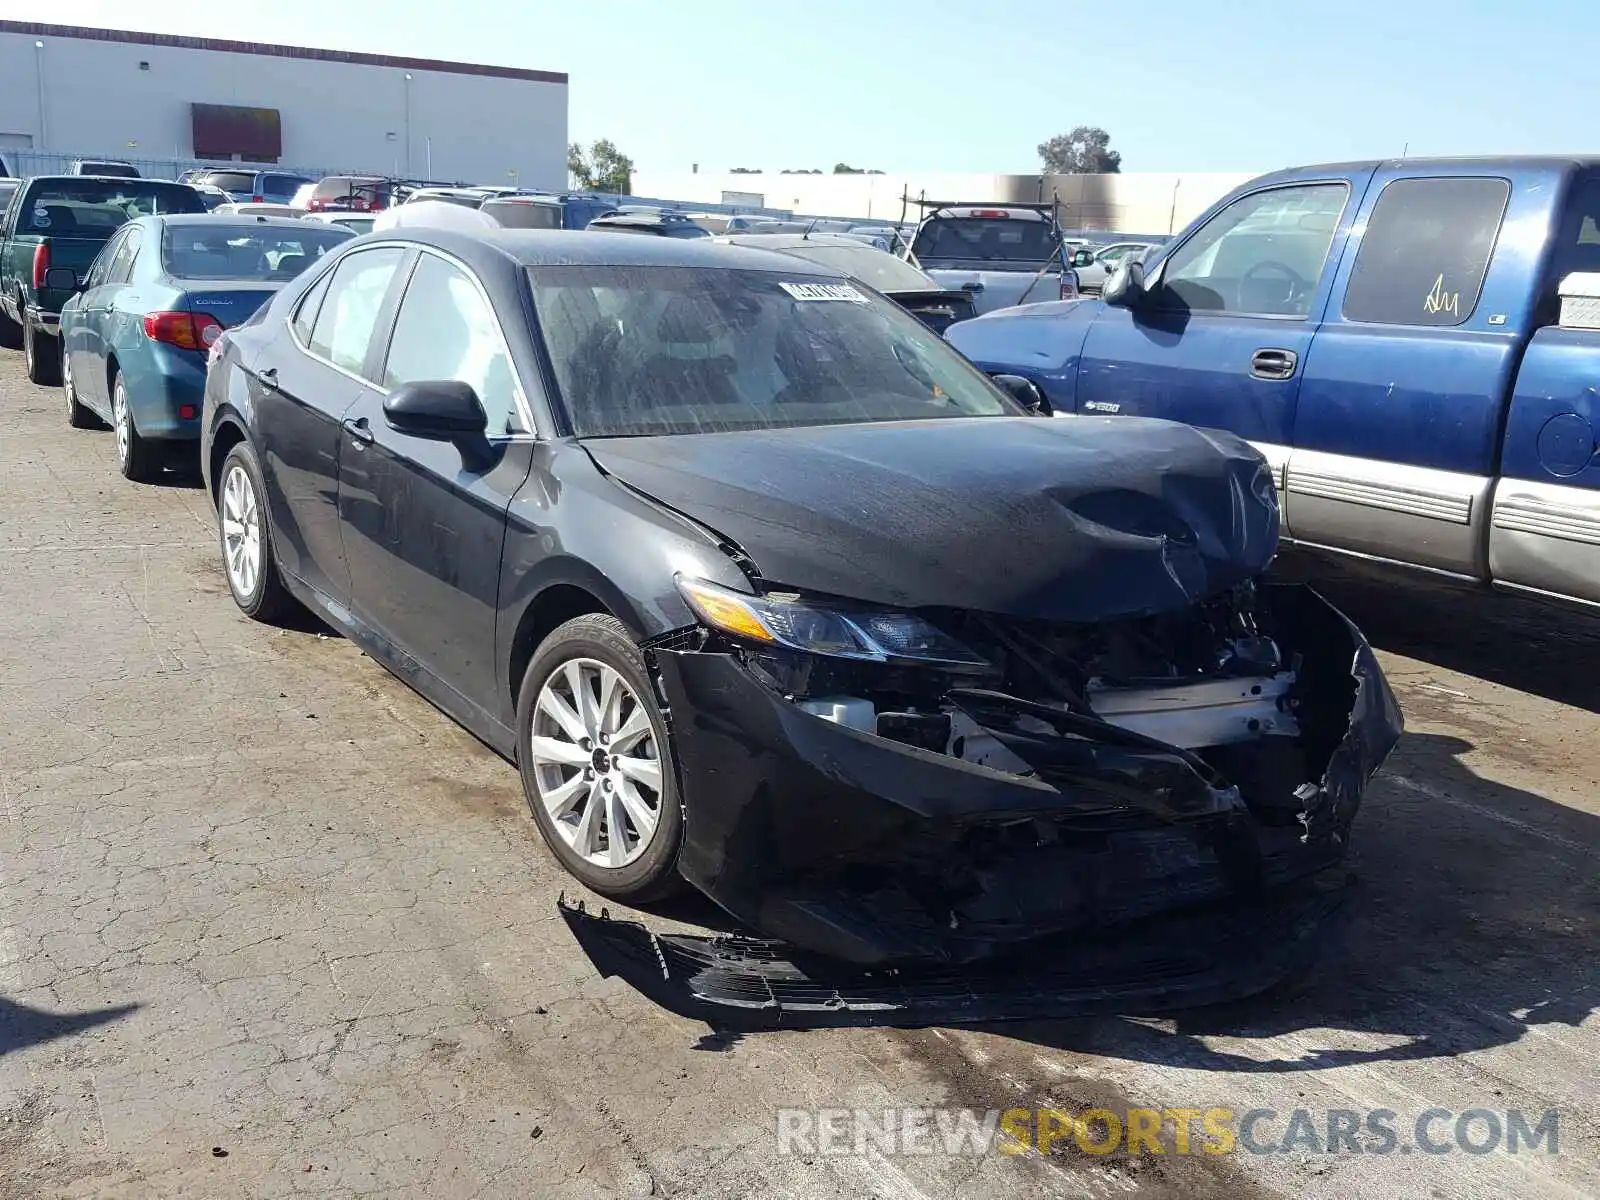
[[5, 150, 354, 182]]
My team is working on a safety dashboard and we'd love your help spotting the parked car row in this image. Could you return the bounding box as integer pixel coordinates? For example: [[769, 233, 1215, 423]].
[[2, 207, 1399, 980]]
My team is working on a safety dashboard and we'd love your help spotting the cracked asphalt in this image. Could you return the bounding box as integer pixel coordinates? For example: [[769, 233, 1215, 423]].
[[0, 349, 1596, 1199]]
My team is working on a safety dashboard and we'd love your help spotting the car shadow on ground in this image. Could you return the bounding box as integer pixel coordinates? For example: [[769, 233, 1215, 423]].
[[572, 742, 1597, 1063], [1275, 549, 1600, 712], [988, 728, 1599, 1072], [0, 997, 138, 1057]]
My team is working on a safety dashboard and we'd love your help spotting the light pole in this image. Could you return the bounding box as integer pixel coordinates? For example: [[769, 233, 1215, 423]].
[[34, 41, 47, 151], [403, 73, 413, 177]]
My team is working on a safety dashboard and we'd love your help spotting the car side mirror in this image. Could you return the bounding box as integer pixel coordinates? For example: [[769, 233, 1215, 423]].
[[383, 380, 488, 439], [1070, 248, 1095, 268], [1102, 259, 1147, 308], [992, 373, 1051, 415], [42, 267, 81, 292]]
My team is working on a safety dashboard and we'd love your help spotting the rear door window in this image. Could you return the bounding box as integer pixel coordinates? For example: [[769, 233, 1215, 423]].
[[1341, 177, 1509, 326], [306, 247, 406, 376], [104, 228, 143, 284]]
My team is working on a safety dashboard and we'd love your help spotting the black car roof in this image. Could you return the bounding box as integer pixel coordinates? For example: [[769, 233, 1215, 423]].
[[367, 227, 839, 274]]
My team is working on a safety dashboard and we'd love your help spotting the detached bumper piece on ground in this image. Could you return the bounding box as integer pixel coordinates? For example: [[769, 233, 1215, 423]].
[[561, 878, 1351, 1029], [586, 581, 1400, 1017]]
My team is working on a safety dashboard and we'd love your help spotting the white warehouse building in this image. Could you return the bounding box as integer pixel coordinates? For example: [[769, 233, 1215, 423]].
[[0, 20, 568, 188]]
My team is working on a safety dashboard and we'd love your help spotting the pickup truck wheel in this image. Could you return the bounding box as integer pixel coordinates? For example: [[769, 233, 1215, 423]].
[[111, 371, 160, 482], [63, 353, 98, 429], [23, 322, 61, 386], [0, 303, 20, 351]]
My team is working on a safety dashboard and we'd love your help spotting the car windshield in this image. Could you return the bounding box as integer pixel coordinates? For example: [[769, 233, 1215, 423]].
[[912, 217, 1059, 264], [24, 180, 205, 233], [767, 242, 937, 292], [528, 264, 1018, 437], [161, 224, 352, 280]]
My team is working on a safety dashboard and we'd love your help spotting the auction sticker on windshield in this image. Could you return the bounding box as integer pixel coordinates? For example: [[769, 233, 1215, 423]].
[[780, 281, 870, 304]]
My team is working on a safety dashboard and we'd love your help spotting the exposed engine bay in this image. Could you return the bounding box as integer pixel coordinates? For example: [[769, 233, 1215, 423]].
[[738, 580, 1328, 829]]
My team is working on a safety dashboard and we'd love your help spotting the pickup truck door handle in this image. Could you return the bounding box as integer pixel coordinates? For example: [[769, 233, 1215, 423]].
[[1250, 348, 1298, 380], [960, 281, 985, 294], [342, 416, 374, 447]]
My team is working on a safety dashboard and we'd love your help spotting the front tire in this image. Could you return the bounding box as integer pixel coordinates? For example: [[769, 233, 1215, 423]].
[[516, 614, 683, 901], [218, 441, 296, 622], [23, 322, 61, 386], [111, 371, 160, 482]]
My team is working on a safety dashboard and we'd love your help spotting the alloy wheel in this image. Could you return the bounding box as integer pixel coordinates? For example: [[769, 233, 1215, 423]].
[[62, 355, 73, 410], [112, 379, 130, 466], [530, 658, 664, 870], [220, 462, 262, 600]]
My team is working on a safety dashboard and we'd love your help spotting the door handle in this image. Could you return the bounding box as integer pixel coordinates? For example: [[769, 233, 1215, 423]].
[[342, 415, 374, 446], [960, 281, 985, 293], [1250, 348, 1298, 380], [256, 366, 279, 388]]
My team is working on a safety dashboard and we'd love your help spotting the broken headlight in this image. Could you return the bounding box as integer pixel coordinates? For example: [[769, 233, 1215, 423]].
[[677, 577, 990, 669]]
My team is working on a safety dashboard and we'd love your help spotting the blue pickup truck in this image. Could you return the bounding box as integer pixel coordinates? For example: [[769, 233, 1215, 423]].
[[950, 156, 1600, 610]]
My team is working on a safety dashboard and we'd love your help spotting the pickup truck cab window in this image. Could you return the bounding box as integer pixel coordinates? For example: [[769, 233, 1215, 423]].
[[1342, 177, 1509, 327], [1156, 183, 1349, 318]]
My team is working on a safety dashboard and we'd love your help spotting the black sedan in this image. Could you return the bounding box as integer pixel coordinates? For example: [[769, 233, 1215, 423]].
[[200, 229, 1400, 968]]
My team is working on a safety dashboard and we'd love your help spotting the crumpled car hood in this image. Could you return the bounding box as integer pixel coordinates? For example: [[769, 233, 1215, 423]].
[[583, 415, 1279, 622]]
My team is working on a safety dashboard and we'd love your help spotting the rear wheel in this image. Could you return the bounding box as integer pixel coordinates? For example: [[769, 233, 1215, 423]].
[[63, 352, 97, 429], [23, 322, 61, 386], [516, 614, 683, 901], [218, 441, 296, 622], [111, 371, 160, 482]]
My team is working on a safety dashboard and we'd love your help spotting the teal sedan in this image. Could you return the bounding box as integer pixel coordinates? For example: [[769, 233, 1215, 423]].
[[59, 214, 353, 481]]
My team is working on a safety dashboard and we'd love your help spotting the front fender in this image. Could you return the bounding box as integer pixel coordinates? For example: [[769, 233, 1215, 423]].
[[493, 442, 752, 725], [946, 298, 1103, 414]]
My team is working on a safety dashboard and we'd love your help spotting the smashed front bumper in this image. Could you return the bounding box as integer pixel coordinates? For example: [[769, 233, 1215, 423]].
[[652, 583, 1401, 968]]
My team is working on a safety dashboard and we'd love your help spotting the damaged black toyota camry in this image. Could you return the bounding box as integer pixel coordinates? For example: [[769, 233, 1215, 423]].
[[203, 228, 1401, 976]]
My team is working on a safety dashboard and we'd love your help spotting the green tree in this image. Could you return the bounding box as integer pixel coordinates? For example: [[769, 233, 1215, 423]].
[[568, 139, 635, 193], [1037, 127, 1122, 174]]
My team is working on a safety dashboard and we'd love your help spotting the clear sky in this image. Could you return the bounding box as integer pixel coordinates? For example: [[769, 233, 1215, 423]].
[[13, 0, 1597, 174]]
